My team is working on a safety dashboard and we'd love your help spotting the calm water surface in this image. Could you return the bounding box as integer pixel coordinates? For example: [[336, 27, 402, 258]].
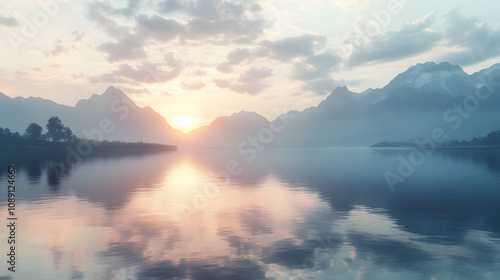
[[1, 148, 500, 280]]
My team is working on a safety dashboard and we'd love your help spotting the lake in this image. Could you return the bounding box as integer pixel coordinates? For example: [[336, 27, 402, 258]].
[[1, 148, 500, 280]]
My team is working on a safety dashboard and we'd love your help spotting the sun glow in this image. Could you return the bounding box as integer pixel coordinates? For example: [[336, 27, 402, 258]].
[[174, 116, 195, 131]]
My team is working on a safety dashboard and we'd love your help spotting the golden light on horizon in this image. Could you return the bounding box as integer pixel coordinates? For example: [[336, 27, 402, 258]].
[[174, 116, 195, 132]]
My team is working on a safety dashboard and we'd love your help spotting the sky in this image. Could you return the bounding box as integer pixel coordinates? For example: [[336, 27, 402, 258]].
[[1, 0, 500, 132]]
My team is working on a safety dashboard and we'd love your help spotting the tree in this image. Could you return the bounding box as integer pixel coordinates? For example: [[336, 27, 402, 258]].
[[63, 127, 76, 142], [12, 132, 20, 141], [0, 128, 6, 143], [45, 116, 76, 142], [2, 128, 12, 143], [471, 137, 481, 146], [24, 123, 43, 141], [46, 116, 65, 142], [485, 131, 500, 145]]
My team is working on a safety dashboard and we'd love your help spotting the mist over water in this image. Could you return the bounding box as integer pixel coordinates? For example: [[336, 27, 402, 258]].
[[0, 148, 499, 280], [3, 1, 500, 279]]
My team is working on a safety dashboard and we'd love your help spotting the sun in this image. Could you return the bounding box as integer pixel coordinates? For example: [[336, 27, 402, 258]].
[[174, 116, 195, 129]]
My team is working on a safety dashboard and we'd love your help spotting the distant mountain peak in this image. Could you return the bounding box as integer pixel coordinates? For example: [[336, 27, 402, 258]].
[[76, 86, 137, 109], [361, 88, 374, 95], [209, 110, 269, 126], [0, 92, 9, 99], [330, 86, 351, 94], [231, 110, 267, 118], [472, 63, 500, 79], [100, 86, 134, 102], [407, 61, 463, 73], [321, 86, 356, 104], [102, 86, 125, 97], [385, 61, 471, 97], [331, 85, 360, 96], [489, 63, 500, 69]]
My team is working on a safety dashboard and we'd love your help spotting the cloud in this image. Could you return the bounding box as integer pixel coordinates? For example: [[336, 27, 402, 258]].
[[216, 62, 233, 73], [71, 73, 85, 80], [97, 242, 145, 265], [87, 1, 133, 38], [158, 0, 185, 14], [331, 0, 374, 9], [443, 11, 500, 66], [90, 53, 182, 84], [181, 81, 206, 90], [159, 0, 262, 21], [288, 51, 343, 96], [214, 37, 341, 95], [192, 69, 208, 76], [261, 34, 328, 62], [136, 15, 185, 41], [186, 17, 266, 44], [72, 31, 85, 42], [302, 77, 346, 96], [156, 0, 267, 44], [88, 0, 140, 20], [216, 48, 259, 73], [291, 52, 342, 80], [89, 2, 183, 62], [15, 71, 27, 77], [97, 35, 147, 62], [137, 259, 266, 280], [215, 34, 331, 74], [240, 66, 273, 80], [261, 237, 341, 268], [227, 48, 253, 64], [114, 63, 181, 83], [347, 79, 363, 86], [347, 14, 440, 66], [346, 11, 500, 67], [0, 15, 17, 27], [347, 232, 437, 270], [215, 66, 273, 95], [159, 0, 221, 21], [88, 0, 268, 66], [45, 39, 67, 57], [119, 0, 141, 17], [88, 73, 127, 84]]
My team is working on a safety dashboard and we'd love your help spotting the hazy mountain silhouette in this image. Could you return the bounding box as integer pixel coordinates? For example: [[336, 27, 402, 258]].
[[271, 62, 500, 147], [2, 62, 499, 147], [187, 111, 270, 147], [185, 62, 500, 147], [0, 86, 183, 145]]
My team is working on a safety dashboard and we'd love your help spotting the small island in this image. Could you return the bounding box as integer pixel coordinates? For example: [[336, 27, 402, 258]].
[[371, 130, 500, 149], [371, 141, 418, 148]]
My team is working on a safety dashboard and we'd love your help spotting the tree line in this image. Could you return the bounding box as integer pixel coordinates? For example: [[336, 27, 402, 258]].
[[449, 130, 500, 146], [0, 116, 75, 144]]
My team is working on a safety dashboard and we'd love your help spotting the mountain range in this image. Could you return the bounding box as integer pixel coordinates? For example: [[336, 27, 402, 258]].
[[187, 62, 500, 147], [1, 62, 499, 147], [0, 86, 183, 145]]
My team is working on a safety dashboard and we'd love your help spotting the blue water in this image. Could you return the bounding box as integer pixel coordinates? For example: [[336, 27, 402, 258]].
[[1, 148, 499, 280]]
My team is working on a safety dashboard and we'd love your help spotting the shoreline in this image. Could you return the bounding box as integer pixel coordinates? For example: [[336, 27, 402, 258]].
[[0, 141, 177, 157]]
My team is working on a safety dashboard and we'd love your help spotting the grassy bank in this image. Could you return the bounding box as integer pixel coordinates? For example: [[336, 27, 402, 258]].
[[0, 140, 177, 158]]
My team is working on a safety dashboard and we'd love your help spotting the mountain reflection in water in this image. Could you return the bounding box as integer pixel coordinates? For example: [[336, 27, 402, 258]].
[[0, 148, 499, 280]]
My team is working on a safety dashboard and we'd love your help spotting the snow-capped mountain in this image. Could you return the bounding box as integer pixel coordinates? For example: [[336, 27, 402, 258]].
[[390, 62, 472, 92], [270, 62, 500, 147], [472, 63, 500, 83], [179, 62, 500, 147], [369, 62, 478, 106], [2, 62, 499, 147]]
